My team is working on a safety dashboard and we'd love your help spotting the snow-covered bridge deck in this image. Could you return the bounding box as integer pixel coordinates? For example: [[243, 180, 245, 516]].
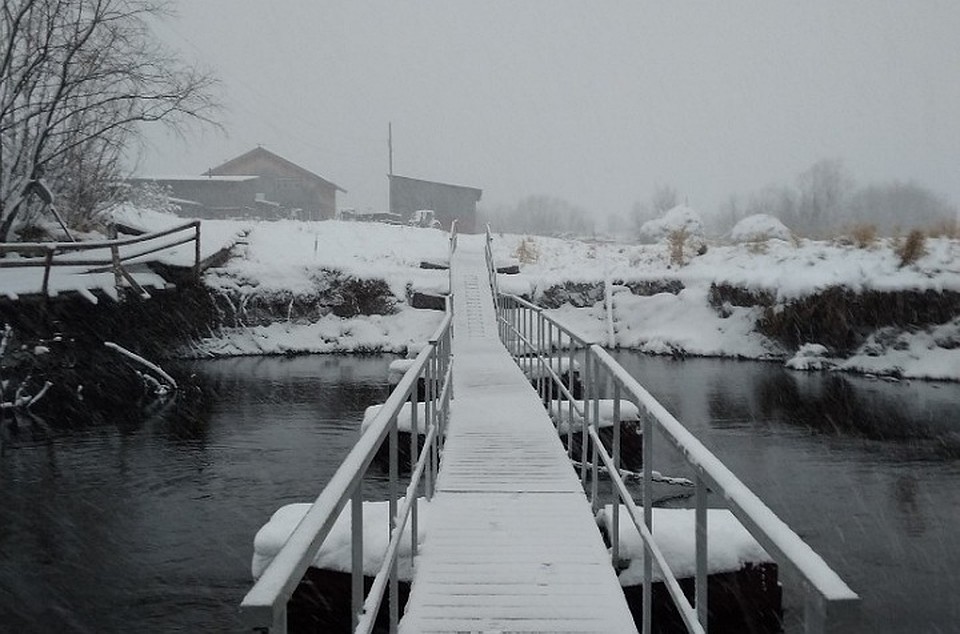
[[399, 239, 637, 633]]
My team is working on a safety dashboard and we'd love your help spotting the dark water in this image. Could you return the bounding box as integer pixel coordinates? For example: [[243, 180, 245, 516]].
[[0, 355, 394, 633], [1, 354, 957, 633], [611, 353, 960, 634]]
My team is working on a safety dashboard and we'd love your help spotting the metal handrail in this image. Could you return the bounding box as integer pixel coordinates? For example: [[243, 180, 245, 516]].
[[240, 227, 459, 633], [240, 311, 453, 632], [482, 229, 858, 633]]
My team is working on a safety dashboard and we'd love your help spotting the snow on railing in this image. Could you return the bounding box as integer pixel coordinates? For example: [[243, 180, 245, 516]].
[[483, 228, 859, 634], [0, 220, 201, 298], [240, 227, 459, 634]]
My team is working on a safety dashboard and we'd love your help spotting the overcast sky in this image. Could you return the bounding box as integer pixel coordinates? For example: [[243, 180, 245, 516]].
[[138, 1, 960, 218]]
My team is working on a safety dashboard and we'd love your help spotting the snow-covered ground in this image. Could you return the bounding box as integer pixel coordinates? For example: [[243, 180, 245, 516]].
[[488, 230, 960, 381], [97, 208, 960, 380], [106, 209, 451, 357]]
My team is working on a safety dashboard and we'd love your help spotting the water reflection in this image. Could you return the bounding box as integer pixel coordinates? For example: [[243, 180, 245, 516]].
[[2, 352, 957, 632], [0, 354, 396, 633], [611, 352, 960, 634]]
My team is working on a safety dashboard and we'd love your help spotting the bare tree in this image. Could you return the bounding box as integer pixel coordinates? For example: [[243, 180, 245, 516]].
[[0, 0, 218, 241], [847, 181, 956, 234], [482, 195, 593, 237], [650, 184, 679, 214], [795, 158, 852, 235], [631, 184, 680, 236]]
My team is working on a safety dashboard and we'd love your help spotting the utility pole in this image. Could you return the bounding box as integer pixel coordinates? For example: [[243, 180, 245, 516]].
[[388, 122, 393, 215]]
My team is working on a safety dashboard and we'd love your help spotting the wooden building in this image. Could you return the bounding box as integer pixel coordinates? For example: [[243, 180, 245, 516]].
[[388, 175, 482, 233], [130, 147, 344, 221]]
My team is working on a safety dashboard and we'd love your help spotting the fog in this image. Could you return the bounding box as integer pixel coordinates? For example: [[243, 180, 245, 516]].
[[138, 1, 960, 221]]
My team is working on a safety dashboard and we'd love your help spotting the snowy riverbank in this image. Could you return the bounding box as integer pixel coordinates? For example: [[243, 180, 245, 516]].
[[487, 231, 960, 381], [112, 209, 960, 380]]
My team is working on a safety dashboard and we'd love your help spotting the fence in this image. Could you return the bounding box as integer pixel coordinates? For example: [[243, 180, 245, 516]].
[[0, 220, 201, 297], [485, 227, 859, 634]]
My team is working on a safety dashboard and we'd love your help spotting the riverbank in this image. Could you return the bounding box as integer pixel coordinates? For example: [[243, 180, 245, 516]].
[[4, 211, 957, 384], [189, 218, 957, 382], [133, 214, 960, 381], [488, 231, 960, 381]]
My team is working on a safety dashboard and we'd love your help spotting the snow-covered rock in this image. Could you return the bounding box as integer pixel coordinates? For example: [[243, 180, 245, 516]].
[[785, 343, 836, 371], [252, 499, 430, 581], [596, 505, 772, 584], [730, 214, 791, 242]]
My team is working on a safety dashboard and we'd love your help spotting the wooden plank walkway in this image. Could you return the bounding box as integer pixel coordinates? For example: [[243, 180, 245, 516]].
[[399, 238, 637, 633]]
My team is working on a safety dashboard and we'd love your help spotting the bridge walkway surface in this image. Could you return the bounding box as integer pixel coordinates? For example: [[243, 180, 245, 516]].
[[399, 236, 638, 633]]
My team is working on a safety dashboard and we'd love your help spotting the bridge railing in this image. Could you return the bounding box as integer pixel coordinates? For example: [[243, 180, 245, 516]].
[[484, 229, 858, 634], [0, 220, 202, 297], [240, 233, 457, 634]]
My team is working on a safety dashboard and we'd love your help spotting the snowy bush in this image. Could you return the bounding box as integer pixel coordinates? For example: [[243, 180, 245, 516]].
[[729, 214, 791, 242], [639, 205, 704, 242]]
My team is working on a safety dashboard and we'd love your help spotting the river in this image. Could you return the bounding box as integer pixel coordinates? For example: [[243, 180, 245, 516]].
[[0, 353, 957, 632]]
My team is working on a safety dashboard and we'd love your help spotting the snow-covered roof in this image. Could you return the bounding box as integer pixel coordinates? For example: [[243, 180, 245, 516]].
[[131, 175, 259, 182]]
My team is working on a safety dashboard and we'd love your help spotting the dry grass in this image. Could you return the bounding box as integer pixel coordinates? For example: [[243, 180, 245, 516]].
[[895, 229, 927, 267], [513, 237, 540, 264], [746, 238, 768, 254], [667, 227, 689, 266], [849, 223, 878, 249]]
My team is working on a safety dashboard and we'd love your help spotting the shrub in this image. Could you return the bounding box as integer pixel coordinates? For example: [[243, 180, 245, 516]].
[[667, 227, 689, 266], [896, 229, 927, 267], [514, 237, 540, 264], [850, 224, 878, 249]]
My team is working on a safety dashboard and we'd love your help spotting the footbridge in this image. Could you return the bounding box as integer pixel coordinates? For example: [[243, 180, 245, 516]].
[[241, 228, 858, 633]]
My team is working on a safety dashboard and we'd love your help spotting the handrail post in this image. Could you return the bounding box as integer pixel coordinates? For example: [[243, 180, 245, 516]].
[[567, 335, 575, 458], [512, 299, 519, 357], [425, 346, 435, 500], [110, 242, 124, 297], [537, 310, 545, 400], [351, 478, 364, 631], [696, 474, 708, 631], [546, 320, 554, 420], [612, 383, 621, 567], [389, 414, 399, 633], [41, 249, 54, 297], [193, 221, 201, 280], [590, 352, 599, 511], [642, 410, 653, 634], [409, 386, 419, 558], [580, 348, 590, 486]]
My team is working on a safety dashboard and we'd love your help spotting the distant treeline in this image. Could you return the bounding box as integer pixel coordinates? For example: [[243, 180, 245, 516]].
[[480, 159, 957, 239]]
